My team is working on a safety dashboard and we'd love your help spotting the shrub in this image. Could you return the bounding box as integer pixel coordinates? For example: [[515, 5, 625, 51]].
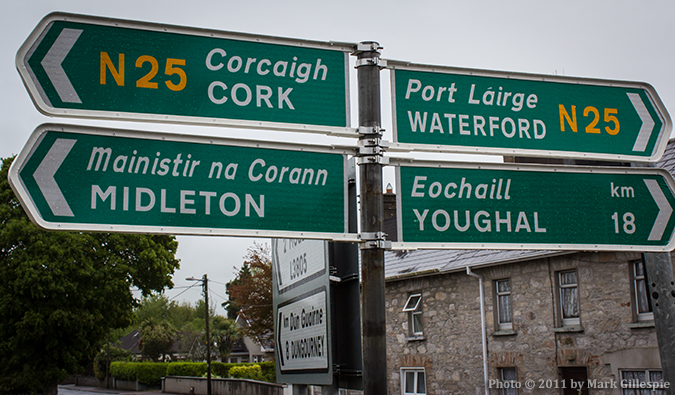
[[110, 361, 135, 381], [109, 361, 168, 386], [211, 362, 230, 378], [166, 362, 207, 377], [259, 361, 276, 383], [229, 364, 263, 381], [136, 362, 168, 386]]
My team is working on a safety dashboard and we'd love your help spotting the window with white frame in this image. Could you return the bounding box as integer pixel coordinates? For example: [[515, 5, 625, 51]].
[[495, 279, 513, 331], [402, 293, 423, 337], [631, 260, 654, 322], [621, 369, 665, 395], [499, 367, 518, 395], [401, 368, 426, 395], [558, 270, 580, 327]]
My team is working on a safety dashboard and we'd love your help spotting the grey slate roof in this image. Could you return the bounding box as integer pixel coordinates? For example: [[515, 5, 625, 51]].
[[657, 138, 675, 173], [385, 249, 566, 280], [384, 138, 675, 280]]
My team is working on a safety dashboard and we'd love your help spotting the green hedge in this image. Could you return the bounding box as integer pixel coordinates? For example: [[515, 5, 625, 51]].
[[166, 362, 207, 377], [259, 361, 276, 383], [136, 362, 169, 385], [109, 361, 168, 386], [110, 361, 136, 381], [111, 361, 276, 384]]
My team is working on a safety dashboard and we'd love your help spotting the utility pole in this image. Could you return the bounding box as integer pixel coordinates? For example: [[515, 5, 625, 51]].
[[204, 274, 211, 395], [354, 41, 388, 395], [643, 253, 675, 394], [105, 332, 110, 389], [187, 275, 212, 395]]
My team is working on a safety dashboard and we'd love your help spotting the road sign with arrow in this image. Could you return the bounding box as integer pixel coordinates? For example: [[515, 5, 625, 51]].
[[393, 160, 675, 251], [17, 12, 355, 136], [9, 124, 356, 240], [389, 61, 672, 162]]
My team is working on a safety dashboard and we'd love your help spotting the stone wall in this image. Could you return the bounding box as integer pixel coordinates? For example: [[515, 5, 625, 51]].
[[385, 251, 662, 394]]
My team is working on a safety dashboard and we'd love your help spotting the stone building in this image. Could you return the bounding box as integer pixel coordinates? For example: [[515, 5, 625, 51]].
[[384, 249, 665, 394], [381, 141, 675, 394]]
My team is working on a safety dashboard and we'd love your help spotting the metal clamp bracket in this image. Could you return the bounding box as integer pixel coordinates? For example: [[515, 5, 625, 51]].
[[356, 155, 389, 165], [361, 231, 386, 240], [360, 231, 391, 250], [358, 145, 385, 156], [356, 42, 383, 52], [358, 136, 390, 148], [357, 126, 385, 136], [355, 57, 387, 68], [362, 240, 392, 250]]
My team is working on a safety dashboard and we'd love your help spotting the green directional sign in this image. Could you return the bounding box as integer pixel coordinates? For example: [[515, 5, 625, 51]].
[[9, 124, 356, 240], [17, 13, 355, 135], [389, 61, 672, 162], [394, 160, 675, 251]]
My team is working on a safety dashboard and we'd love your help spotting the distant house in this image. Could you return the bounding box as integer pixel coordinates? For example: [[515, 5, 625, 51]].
[[117, 329, 189, 361], [117, 329, 142, 359], [227, 314, 274, 363]]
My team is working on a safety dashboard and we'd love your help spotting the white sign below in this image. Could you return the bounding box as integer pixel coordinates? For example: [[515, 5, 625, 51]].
[[276, 288, 330, 374]]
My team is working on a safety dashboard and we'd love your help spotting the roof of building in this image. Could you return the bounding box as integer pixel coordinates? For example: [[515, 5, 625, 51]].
[[384, 138, 675, 280]]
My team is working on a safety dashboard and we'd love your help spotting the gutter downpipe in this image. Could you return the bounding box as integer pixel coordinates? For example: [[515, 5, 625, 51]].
[[467, 266, 489, 395]]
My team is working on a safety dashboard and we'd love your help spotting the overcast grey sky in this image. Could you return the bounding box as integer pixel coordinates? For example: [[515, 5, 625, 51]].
[[2, 0, 675, 307]]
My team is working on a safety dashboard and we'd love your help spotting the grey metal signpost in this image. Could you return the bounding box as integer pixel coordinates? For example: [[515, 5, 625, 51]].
[[355, 42, 388, 395]]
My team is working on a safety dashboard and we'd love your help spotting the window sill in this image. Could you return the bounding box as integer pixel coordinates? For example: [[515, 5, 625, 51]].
[[492, 330, 517, 337], [554, 325, 584, 333], [406, 335, 426, 342], [628, 321, 655, 329]]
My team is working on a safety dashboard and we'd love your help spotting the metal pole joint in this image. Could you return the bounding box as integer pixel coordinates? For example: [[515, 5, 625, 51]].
[[357, 126, 385, 136], [355, 57, 387, 69], [353, 42, 383, 54]]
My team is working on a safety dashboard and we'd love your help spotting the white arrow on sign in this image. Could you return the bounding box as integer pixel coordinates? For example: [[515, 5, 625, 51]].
[[628, 93, 656, 152], [645, 178, 673, 241], [41, 28, 82, 104], [33, 138, 76, 217]]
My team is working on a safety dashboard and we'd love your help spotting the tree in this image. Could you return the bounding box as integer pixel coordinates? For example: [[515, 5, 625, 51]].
[[139, 318, 177, 362], [0, 157, 180, 394], [210, 315, 241, 362], [223, 263, 251, 319], [224, 243, 273, 346], [130, 294, 238, 362]]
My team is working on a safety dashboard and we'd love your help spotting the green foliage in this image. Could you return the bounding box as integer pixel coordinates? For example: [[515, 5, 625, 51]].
[[130, 295, 238, 362], [109, 361, 168, 386], [211, 362, 231, 378], [229, 364, 263, 381], [0, 156, 180, 394], [110, 362, 136, 381], [116, 362, 276, 385], [258, 361, 276, 383], [210, 315, 241, 361], [166, 362, 207, 377], [139, 318, 177, 362], [136, 362, 169, 386], [93, 347, 136, 380]]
